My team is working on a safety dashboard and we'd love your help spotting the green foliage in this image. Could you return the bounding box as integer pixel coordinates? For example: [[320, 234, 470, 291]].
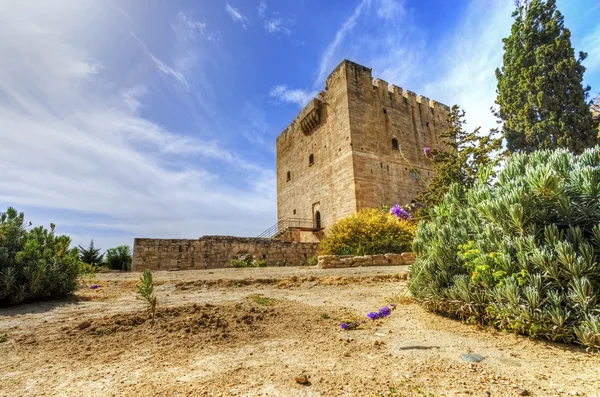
[[409, 147, 600, 350], [105, 245, 132, 271], [0, 207, 80, 306], [318, 208, 415, 256], [249, 294, 276, 306], [136, 269, 157, 326], [78, 239, 104, 266], [495, 0, 598, 154], [230, 255, 266, 268], [306, 256, 318, 266], [0, 333, 7, 343], [415, 106, 503, 211]]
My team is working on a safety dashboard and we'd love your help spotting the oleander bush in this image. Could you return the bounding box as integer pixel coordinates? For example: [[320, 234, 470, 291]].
[[0, 207, 80, 306], [318, 208, 415, 256], [409, 147, 600, 350]]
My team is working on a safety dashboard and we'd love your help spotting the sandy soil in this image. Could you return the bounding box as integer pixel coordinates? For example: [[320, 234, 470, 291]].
[[1, 266, 599, 397]]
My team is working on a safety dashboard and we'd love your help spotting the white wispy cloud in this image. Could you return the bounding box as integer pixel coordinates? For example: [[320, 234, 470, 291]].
[[263, 18, 291, 35], [149, 53, 190, 89], [225, 3, 249, 29], [172, 11, 218, 43], [258, 1, 267, 18], [316, 0, 372, 84], [0, 2, 275, 248], [257, 1, 292, 36], [269, 85, 318, 107]]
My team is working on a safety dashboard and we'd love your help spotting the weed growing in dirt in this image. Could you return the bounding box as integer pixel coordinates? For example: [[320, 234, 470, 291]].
[[249, 294, 276, 306], [320, 313, 330, 319], [137, 269, 157, 327], [0, 333, 7, 343], [306, 256, 318, 266]]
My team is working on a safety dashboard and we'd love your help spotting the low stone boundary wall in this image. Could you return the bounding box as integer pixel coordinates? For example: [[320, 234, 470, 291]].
[[133, 236, 319, 271], [317, 252, 415, 269]]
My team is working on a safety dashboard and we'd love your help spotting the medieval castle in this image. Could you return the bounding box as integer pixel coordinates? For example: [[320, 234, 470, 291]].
[[132, 60, 449, 270], [276, 60, 450, 238]]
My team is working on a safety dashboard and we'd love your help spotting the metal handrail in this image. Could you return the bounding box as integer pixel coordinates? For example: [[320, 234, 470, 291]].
[[257, 218, 315, 239]]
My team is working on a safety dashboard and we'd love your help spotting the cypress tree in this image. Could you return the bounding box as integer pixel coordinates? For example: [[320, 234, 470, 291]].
[[495, 0, 598, 154]]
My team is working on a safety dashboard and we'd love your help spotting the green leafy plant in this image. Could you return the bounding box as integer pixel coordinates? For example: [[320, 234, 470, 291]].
[[136, 269, 157, 326], [105, 245, 132, 271], [415, 106, 503, 212], [230, 254, 266, 268], [318, 208, 415, 256], [249, 294, 276, 306], [0, 333, 7, 343], [409, 147, 600, 350], [0, 207, 80, 306], [306, 256, 318, 266]]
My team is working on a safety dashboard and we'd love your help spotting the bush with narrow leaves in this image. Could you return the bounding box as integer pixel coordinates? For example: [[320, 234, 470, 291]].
[[0, 207, 80, 306], [409, 147, 600, 351], [137, 269, 157, 326]]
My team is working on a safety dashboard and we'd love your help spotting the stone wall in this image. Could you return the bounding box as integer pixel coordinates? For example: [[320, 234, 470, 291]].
[[317, 252, 415, 269], [276, 59, 450, 230], [133, 236, 319, 271]]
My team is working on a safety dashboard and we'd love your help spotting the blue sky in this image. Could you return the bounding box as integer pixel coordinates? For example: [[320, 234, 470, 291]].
[[0, 0, 599, 251]]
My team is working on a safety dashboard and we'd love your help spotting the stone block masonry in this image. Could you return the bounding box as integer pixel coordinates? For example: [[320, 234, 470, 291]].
[[132, 236, 319, 271]]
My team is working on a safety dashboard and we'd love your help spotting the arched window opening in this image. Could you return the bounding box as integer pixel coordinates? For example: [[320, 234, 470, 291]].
[[391, 138, 399, 150], [308, 154, 314, 166], [315, 211, 321, 229]]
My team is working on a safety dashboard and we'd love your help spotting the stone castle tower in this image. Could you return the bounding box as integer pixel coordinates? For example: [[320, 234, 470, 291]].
[[276, 60, 450, 237]]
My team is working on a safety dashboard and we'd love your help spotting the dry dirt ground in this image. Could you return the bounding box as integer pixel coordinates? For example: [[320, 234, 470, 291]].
[[1, 266, 599, 397]]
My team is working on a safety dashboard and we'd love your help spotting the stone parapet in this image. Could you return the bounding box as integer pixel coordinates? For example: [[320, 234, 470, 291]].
[[317, 252, 415, 269], [133, 236, 319, 271]]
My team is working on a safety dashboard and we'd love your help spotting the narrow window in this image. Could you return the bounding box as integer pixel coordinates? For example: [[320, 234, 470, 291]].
[[383, 108, 387, 114], [315, 211, 321, 229], [293, 209, 296, 215], [286, 171, 291, 181], [308, 154, 314, 166], [426, 121, 430, 127], [391, 138, 399, 150]]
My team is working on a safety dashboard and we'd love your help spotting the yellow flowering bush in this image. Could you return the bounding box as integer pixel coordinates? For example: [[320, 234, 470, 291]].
[[318, 209, 415, 256]]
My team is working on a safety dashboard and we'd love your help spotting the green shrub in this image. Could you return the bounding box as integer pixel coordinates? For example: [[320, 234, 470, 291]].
[[409, 147, 600, 350], [230, 255, 266, 268], [306, 256, 318, 266], [0, 207, 80, 306], [105, 245, 132, 271], [318, 208, 415, 256]]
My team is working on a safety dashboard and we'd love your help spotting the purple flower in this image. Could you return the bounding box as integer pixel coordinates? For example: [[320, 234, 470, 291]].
[[90, 284, 99, 290], [390, 204, 412, 220], [423, 147, 432, 158], [367, 312, 379, 320], [341, 321, 361, 330], [379, 306, 391, 317]]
